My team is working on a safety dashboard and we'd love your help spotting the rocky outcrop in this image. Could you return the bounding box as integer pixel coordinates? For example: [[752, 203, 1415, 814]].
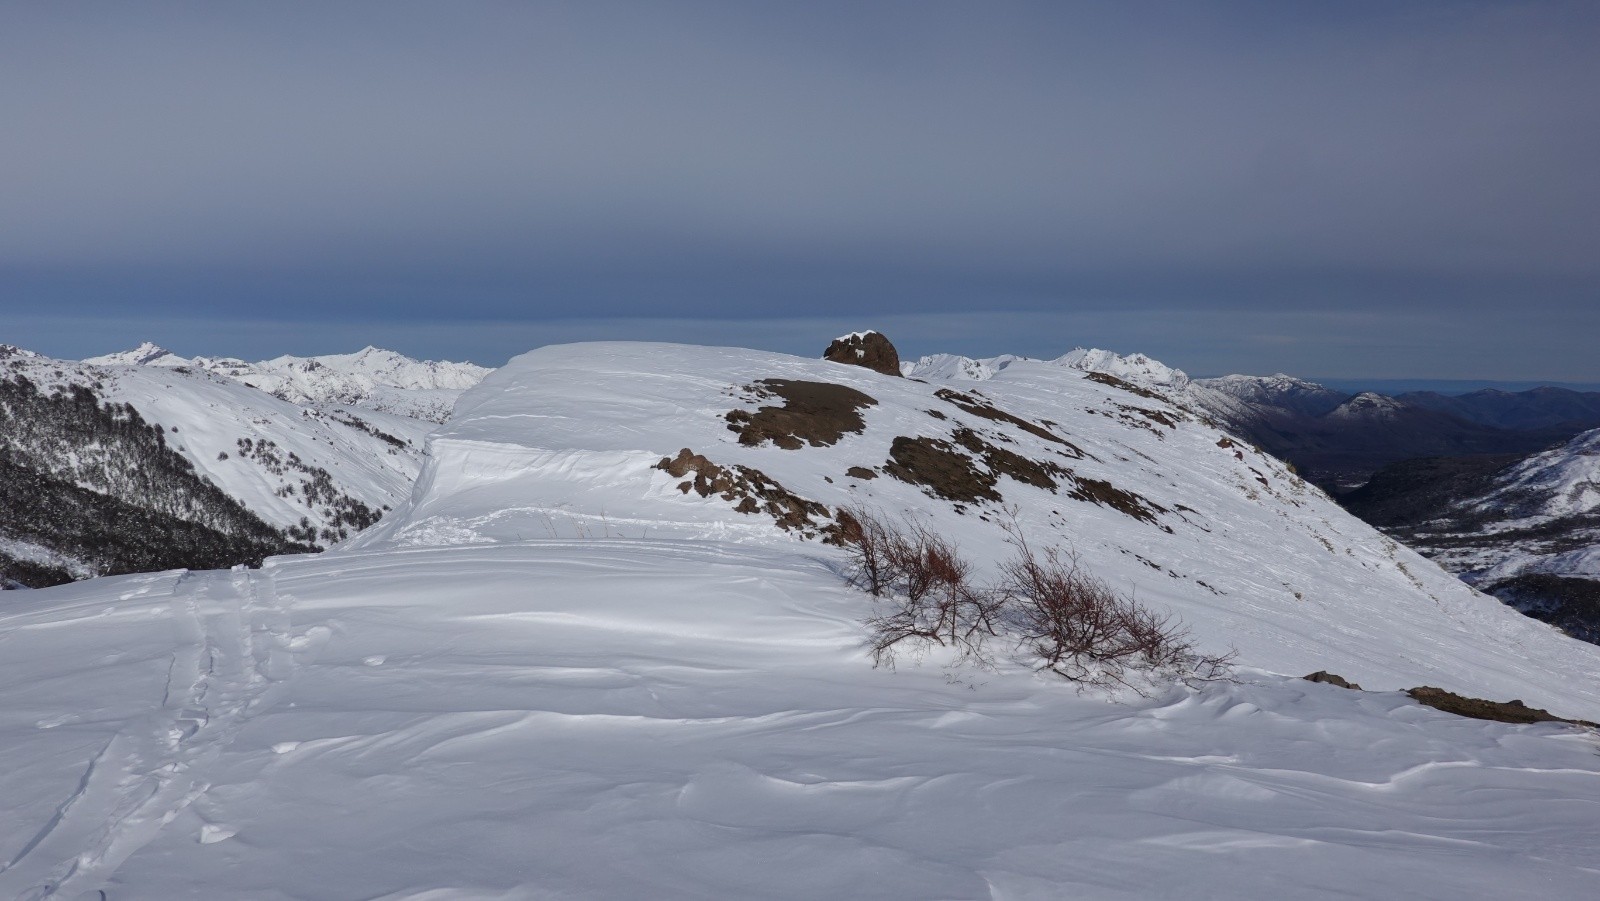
[[824, 331, 901, 377]]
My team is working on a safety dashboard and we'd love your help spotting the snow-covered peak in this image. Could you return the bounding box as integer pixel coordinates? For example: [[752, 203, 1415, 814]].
[[1328, 391, 1409, 421], [258, 347, 489, 392], [84, 342, 189, 367], [902, 353, 1030, 381], [185, 355, 259, 378], [1490, 426, 1600, 521], [0, 344, 43, 360], [1198, 372, 1332, 399], [1192, 373, 1351, 418], [1052, 347, 1190, 389], [77, 344, 492, 423]]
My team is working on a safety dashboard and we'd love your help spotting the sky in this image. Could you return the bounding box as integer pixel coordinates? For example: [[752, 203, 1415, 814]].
[[2, 1, 1597, 379]]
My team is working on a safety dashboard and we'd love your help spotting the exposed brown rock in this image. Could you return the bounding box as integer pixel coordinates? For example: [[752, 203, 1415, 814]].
[[1114, 404, 1178, 429], [935, 388, 1085, 457], [1065, 475, 1168, 527], [845, 466, 878, 480], [823, 331, 902, 377], [656, 448, 838, 539], [1304, 671, 1362, 690], [951, 427, 1068, 492], [883, 436, 1000, 503], [878, 426, 1167, 528], [1083, 370, 1165, 401], [1406, 686, 1596, 727], [725, 379, 877, 450]]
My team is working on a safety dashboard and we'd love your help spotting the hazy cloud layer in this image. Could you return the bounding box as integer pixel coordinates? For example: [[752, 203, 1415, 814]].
[[2, 2, 1596, 377]]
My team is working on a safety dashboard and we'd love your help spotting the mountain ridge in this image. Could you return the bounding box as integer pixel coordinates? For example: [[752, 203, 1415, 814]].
[[3, 337, 1599, 897], [84, 342, 492, 422], [0, 348, 431, 586]]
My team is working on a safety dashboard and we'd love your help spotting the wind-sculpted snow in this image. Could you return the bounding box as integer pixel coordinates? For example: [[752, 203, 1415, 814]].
[[6, 340, 1600, 897], [2, 544, 1598, 898]]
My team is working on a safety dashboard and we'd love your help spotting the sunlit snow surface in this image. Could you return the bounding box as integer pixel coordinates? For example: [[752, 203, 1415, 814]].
[[4, 342, 1600, 899]]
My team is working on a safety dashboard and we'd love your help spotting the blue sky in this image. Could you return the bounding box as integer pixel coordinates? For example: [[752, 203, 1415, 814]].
[[2, 2, 1597, 379]]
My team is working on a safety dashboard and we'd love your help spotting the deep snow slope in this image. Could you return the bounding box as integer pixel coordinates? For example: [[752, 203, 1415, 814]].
[[85, 343, 491, 423], [4, 350, 431, 544], [5, 341, 1600, 899], [362, 342, 1600, 711]]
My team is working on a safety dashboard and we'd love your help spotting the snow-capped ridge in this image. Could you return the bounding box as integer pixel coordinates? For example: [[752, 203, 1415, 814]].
[[1328, 391, 1409, 421], [4, 347, 431, 554], [1052, 347, 1191, 388], [1497, 426, 1600, 520], [902, 353, 1031, 381], [84, 341, 187, 367], [258, 345, 489, 392], [1197, 372, 1338, 400], [82, 343, 492, 422], [362, 341, 1600, 720], [906, 347, 1191, 389]]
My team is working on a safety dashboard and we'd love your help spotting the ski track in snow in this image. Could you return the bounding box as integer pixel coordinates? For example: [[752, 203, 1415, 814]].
[[0, 567, 302, 899], [2, 543, 1598, 899]]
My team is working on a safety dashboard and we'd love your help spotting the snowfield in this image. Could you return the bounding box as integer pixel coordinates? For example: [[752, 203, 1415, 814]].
[[3, 341, 1599, 899]]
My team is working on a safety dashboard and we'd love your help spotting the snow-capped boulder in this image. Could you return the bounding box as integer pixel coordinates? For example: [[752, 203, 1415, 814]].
[[823, 330, 902, 377]]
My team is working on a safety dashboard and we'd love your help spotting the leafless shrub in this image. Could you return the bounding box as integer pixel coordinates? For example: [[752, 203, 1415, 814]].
[[999, 528, 1232, 690], [836, 508, 896, 597], [842, 508, 1003, 669], [840, 507, 1231, 688]]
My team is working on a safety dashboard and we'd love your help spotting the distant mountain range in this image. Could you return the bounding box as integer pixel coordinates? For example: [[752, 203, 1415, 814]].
[[1310, 377, 1600, 395], [84, 342, 491, 423], [0, 342, 477, 587], [907, 351, 1600, 491], [905, 348, 1600, 645]]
